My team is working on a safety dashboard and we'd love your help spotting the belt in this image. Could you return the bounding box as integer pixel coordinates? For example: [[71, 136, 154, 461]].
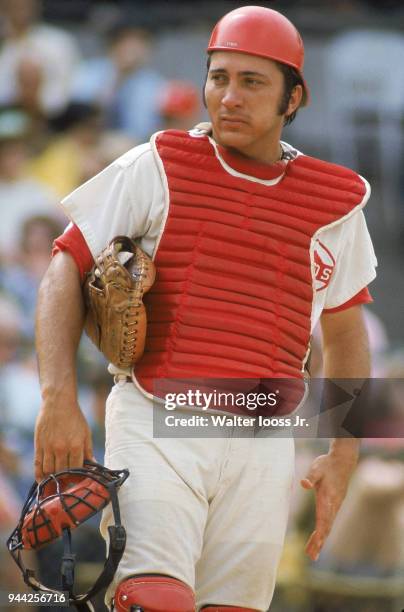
[[113, 373, 134, 385]]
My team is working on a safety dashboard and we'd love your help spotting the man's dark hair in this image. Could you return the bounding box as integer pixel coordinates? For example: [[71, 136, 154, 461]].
[[204, 55, 304, 125], [275, 62, 305, 126]]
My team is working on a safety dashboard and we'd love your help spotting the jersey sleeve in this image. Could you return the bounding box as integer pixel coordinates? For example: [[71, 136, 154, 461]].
[[323, 210, 377, 310], [52, 222, 94, 282], [322, 286, 373, 314], [58, 142, 165, 259]]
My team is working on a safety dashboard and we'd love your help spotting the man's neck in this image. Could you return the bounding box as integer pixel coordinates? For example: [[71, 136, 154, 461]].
[[223, 142, 283, 165], [211, 130, 283, 166]]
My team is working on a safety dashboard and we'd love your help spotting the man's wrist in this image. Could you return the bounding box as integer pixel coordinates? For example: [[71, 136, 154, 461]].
[[40, 382, 78, 406], [329, 437, 360, 461]]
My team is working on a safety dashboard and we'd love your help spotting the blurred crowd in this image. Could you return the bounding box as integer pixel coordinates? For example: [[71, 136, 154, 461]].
[[0, 1, 403, 611]]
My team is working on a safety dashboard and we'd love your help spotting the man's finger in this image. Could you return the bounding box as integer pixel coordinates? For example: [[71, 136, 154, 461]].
[[54, 452, 70, 474], [313, 519, 330, 548], [314, 492, 333, 534], [305, 530, 324, 561], [34, 452, 44, 483], [305, 532, 318, 558], [300, 477, 314, 489], [84, 434, 93, 462], [302, 465, 323, 487], [68, 447, 84, 470], [304, 485, 335, 561], [42, 452, 56, 477]]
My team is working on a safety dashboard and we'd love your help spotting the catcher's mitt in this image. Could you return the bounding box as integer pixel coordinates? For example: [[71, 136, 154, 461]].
[[83, 236, 155, 369]]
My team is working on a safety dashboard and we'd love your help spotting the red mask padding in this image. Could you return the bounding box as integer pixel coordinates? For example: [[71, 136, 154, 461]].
[[21, 473, 111, 549]]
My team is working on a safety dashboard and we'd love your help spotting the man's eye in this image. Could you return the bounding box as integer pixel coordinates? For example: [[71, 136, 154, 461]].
[[210, 74, 226, 83], [245, 78, 262, 86]]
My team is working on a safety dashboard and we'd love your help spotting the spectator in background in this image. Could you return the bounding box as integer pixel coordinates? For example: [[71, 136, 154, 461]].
[[72, 23, 165, 141], [157, 80, 202, 132], [0, 107, 60, 260], [0, 294, 37, 495], [95, 130, 137, 168], [29, 102, 105, 198], [11, 56, 51, 148], [30, 102, 137, 197], [0, 293, 22, 367], [0, 438, 35, 612], [364, 0, 403, 10], [0, 0, 79, 117], [0, 214, 63, 339]]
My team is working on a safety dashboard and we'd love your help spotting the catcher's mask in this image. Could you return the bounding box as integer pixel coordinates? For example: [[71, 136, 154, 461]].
[[7, 460, 129, 611]]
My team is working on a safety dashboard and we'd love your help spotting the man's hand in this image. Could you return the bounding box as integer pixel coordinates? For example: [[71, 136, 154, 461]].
[[301, 440, 359, 561], [34, 401, 93, 482]]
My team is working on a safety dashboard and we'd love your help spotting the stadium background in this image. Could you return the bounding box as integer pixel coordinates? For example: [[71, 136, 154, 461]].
[[0, 1, 403, 610]]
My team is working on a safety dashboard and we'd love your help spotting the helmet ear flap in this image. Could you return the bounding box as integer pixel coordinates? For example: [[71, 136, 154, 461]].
[[7, 461, 129, 610]]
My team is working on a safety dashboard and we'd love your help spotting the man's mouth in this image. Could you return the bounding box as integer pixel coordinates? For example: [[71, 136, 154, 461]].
[[219, 115, 248, 126]]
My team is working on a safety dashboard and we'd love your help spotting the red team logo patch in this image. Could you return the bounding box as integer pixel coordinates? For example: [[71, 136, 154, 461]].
[[314, 240, 335, 291]]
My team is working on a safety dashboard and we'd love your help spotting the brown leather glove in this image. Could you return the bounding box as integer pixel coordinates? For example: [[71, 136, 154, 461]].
[[83, 236, 155, 368]]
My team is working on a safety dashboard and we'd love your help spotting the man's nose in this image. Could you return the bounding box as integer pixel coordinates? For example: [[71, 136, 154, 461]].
[[221, 84, 243, 108]]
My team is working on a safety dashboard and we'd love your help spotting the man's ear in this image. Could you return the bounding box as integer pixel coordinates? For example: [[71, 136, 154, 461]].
[[287, 84, 303, 116]]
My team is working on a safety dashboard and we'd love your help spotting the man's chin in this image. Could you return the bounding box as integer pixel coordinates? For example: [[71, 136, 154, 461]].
[[214, 130, 250, 151]]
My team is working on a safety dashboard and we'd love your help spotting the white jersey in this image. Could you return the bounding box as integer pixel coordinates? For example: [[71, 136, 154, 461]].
[[61, 137, 377, 333]]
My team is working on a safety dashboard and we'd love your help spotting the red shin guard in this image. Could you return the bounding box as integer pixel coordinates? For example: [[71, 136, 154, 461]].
[[114, 575, 195, 612], [201, 607, 258, 611]]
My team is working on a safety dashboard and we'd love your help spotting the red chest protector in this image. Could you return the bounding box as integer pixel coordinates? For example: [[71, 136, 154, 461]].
[[134, 130, 367, 394]]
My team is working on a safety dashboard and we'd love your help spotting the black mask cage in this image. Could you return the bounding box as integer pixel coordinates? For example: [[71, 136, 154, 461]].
[[7, 461, 129, 611]]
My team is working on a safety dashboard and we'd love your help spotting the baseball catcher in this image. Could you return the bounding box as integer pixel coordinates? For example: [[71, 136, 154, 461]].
[[33, 6, 376, 611]]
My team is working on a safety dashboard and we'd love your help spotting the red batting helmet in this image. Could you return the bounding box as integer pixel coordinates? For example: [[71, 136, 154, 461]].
[[7, 461, 129, 611], [207, 5, 310, 106]]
